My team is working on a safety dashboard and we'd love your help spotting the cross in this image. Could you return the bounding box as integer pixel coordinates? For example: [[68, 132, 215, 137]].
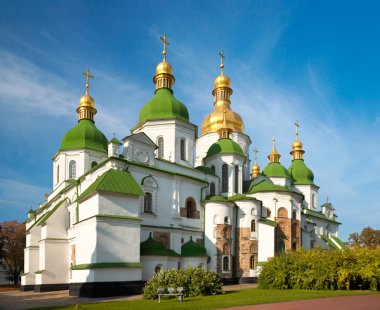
[[272, 135, 276, 147], [82, 69, 94, 93], [253, 147, 259, 161], [295, 120, 300, 139], [326, 196, 329, 203], [160, 34, 169, 60], [219, 50, 225, 72]]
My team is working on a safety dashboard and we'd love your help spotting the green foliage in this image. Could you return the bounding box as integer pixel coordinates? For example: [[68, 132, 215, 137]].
[[259, 247, 380, 291], [143, 266, 224, 299]]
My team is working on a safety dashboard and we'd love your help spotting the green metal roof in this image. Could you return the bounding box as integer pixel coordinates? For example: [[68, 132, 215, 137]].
[[331, 236, 347, 249], [60, 119, 108, 153], [262, 162, 291, 178], [288, 159, 314, 185], [181, 237, 207, 257], [320, 234, 338, 249], [195, 166, 216, 175], [203, 193, 257, 204], [248, 179, 296, 194], [258, 218, 277, 227], [206, 138, 244, 158], [109, 137, 122, 144], [140, 233, 179, 257], [304, 209, 341, 224], [139, 88, 189, 124], [78, 169, 144, 201]]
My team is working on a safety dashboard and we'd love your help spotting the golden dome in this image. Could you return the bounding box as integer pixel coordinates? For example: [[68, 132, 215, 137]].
[[156, 60, 173, 75], [290, 121, 305, 160], [201, 109, 244, 135], [292, 139, 303, 150], [251, 162, 260, 179], [201, 51, 244, 136], [214, 73, 231, 89], [79, 93, 95, 108]]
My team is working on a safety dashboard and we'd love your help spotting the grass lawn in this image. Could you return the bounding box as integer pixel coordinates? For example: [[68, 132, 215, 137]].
[[33, 288, 378, 310]]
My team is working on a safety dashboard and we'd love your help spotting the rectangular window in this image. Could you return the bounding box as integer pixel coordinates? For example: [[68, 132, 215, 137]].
[[180, 138, 186, 160]]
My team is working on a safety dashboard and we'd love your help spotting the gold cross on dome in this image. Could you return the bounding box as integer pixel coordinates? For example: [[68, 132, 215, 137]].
[[160, 34, 170, 60], [82, 69, 94, 94], [253, 147, 259, 161], [295, 120, 300, 139], [219, 50, 225, 73]]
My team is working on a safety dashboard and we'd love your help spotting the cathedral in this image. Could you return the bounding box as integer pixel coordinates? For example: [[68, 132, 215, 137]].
[[21, 36, 344, 297]]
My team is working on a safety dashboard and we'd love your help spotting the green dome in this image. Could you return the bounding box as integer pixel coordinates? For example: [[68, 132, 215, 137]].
[[206, 138, 244, 158], [140, 233, 179, 257], [139, 88, 189, 124], [60, 119, 108, 153], [262, 162, 291, 178], [181, 237, 207, 257], [288, 159, 314, 185]]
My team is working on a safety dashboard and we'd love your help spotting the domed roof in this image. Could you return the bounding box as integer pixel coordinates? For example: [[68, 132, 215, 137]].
[[288, 159, 314, 185], [139, 88, 189, 124], [79, 93, 94, 108], [214, 73, 231, 88], [262, 162, 291, 178], [206, 138, 244, 158], [156, 60, 173, 75], [292, 139, 303, 150], [140, 233, 179, 257], [181, 237, 207, 257], [201, 108, 244, 135], [60, 119, 108, 153]]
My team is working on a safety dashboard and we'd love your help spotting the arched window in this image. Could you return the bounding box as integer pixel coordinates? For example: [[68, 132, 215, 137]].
[[211, 166, 215, 174], [91, 161, 98, 169], [144, 193, 153, 213], [210, 182, 216, 196], [250, 256, 255, 269], [186, 197, 197, 218], [222, 164, 228, 192], [277, 207, 288, 218], [157, 137, 164, 158], [251, 220, 256, 232], [155, 264, 162, 273], [234, 165, 239, 193], [56, 165, 60, 184], [69, 160, 76, 179], [312, 194, 315, 209], [223, 256, 230, 271], [224, 216, 230, 224], [292, 210, 297, 220], [180, 138, 186, 160]]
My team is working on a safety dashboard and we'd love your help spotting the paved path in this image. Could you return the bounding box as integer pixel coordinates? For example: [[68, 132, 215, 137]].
[[225, 294, 380, 310]]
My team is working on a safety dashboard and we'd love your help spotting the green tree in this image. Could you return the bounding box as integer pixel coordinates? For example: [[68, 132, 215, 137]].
[[348, 227, 380, 249], [0, 221, 25, 284]]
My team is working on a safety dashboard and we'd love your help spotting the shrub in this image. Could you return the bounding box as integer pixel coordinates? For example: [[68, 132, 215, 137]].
[[143, 266, 224, 299], [259, 247, 380, 291]]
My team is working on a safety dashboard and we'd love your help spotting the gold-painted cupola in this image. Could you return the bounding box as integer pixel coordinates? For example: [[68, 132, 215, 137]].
[[290, 120, 305, 160], [251, 147, 260, 179], [153, 34, 175, 91], [77, 69, 97, 121], [268, 136, 280, 163], [201, 51, 244, 135]]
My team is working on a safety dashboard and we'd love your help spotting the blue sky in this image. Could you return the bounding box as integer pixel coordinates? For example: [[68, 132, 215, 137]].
[[1, 1, 379, 241]]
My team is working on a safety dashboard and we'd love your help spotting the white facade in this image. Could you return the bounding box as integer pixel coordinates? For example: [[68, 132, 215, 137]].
[[22, 57, 343, 297]]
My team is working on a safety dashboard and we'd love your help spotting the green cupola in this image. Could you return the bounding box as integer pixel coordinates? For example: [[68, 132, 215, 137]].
[[206, 138, 244, 158], [181, 237, 207, 257], [59, 70, 108, 153], [261, 136, 291, 178], [288, 122, 314, 185], [138, 34, 189, 125]]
